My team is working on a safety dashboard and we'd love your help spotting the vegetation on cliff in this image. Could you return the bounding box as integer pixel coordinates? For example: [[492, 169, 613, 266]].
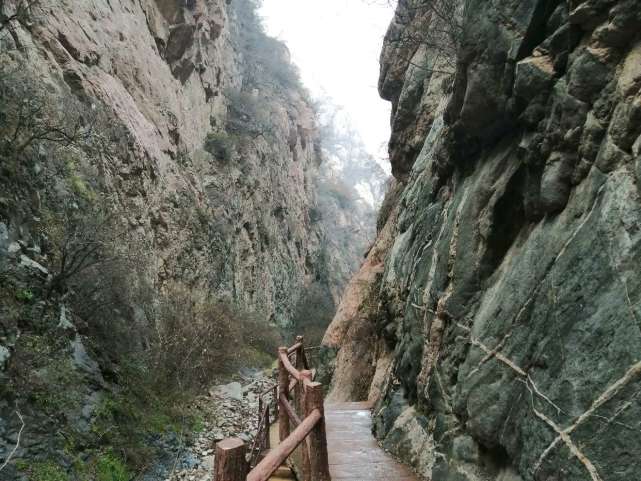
[[325, 1, 641, 481], [0, 0, 380, 479]]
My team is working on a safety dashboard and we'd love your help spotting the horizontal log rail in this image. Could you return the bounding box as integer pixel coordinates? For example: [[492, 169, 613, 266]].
[[214, 336, 331, 481], [287, 342, 302, 354], [247, 409, 322, 481], [278, 348, 305, 382]]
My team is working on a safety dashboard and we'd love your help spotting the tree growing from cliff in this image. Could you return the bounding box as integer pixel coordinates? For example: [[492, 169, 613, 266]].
[[0, 64, 107, 168], [232, 0, 302, 92], [224, 87, 274, 140], [369, 0, 463, 74]]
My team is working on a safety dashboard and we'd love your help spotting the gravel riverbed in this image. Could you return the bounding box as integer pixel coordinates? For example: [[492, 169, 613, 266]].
[[144, 369, 277, 481]]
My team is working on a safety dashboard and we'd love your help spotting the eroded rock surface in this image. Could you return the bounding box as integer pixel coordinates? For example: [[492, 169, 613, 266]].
[[0, 0, 372, 477], [324, 1, 641, 481]]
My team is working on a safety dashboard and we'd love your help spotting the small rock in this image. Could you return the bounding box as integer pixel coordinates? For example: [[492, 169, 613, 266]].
[[209, 382, 242, 401], [58, 304, 75, 330], [0, 223, 8, 255], [202, 455, 215, 470], [8, 242, 21, 255], [19, 254, 48, 275], [0, 345, 10, 370]]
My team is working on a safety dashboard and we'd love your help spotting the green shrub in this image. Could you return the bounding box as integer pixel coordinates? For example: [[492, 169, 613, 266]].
[[95, 452, 130, 481], [30, 462, 68, 481], [204, 132, 234, 161], [15, 288, 34, 302], [70, 174, 97, 203]]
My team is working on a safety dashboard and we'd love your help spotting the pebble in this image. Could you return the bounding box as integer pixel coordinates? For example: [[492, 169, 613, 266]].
[[153, 370, 277, 481]]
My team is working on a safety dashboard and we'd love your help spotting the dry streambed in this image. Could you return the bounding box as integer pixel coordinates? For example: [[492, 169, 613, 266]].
[[145, 369, 276, 481]]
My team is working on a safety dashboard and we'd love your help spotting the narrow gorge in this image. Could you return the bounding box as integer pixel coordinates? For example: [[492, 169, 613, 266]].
[[1, 1, 641, 481], [0, 0, 380, 478]]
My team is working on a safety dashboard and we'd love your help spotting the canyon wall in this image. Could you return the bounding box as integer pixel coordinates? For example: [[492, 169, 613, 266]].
[[0, 0, 371, 477], [323, 1, 641, 480], [1, 0, 325, 328]]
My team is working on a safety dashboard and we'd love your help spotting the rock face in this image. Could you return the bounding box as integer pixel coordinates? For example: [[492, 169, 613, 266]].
[[0, 0, 372, 476], [1, 0, 326, 328], [324, 1, 641, 481]]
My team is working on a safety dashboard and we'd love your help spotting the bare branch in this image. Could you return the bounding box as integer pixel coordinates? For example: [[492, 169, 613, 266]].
[[0, 411, 25, 472]]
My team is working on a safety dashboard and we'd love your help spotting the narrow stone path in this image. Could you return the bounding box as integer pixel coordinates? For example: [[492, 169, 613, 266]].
[[324, 402, 419, 481]]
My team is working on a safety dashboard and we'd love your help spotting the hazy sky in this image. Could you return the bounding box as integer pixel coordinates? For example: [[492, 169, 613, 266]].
[[260, 0, 394, 169]]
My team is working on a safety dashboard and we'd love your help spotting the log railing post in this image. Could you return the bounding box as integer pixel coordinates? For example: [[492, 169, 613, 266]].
[[264, 404, 270, 451], [214, 438, 248, 481], [278, 346, 290, 443], [292, 337, 305, 478], [272, 384, 278, 421], [294, 336, 305, 416], [300, 370, 313, 481], [305, 381, 330, 481]]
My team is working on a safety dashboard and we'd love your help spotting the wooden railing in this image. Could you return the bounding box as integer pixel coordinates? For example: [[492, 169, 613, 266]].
[[248, 383, 277, 467], [214, 336, 331, 481]]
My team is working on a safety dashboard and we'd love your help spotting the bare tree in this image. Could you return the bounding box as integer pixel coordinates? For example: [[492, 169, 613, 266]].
[[0, 67, 98, 161], [372, 0, 464, 75], [45, 205, 126, 296]]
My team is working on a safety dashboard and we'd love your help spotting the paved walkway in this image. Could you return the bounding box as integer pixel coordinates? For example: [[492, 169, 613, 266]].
[[324, 402, 419, 481]]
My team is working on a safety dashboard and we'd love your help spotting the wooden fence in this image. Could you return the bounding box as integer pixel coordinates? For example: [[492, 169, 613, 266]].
[[214, 336, 331, 481]]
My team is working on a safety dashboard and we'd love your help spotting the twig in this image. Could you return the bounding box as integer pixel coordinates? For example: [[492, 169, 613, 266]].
[[167, 415, 186, 480], [0, 411, 25, 472]]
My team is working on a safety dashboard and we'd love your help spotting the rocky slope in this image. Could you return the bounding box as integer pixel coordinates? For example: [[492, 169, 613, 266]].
[[0, 0, 370, 478], [323, 1, 641, 481]]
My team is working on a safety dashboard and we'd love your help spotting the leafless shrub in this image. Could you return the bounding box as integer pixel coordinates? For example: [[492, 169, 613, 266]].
[[0, 62, 127, 181], [144, 286, 282, 393], [374, 0, 464, 75], [224, 87, 274, 139], [43, 204, 123, 295]]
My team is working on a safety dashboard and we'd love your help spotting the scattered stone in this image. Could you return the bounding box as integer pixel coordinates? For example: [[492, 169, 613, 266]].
[[8, 242, 21, 255], [146, 370, 276, 481], [209, 381, 242, 401], [0, 346, 10, 370], [19, 254, 48, 275], [0, 223, 8, 255]]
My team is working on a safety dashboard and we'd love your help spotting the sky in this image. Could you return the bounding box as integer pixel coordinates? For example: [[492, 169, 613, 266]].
[[259, 0, 394, 170]]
